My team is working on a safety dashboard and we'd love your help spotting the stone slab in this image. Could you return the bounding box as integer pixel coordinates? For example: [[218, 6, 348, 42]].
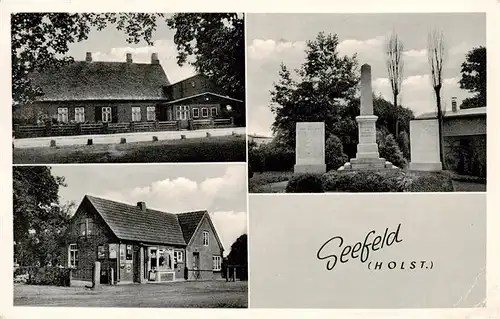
[[409, 119, 441, 164], [294, 164, 327, 174], [409, 162, 442, 171], [295, 122, 325, 165]]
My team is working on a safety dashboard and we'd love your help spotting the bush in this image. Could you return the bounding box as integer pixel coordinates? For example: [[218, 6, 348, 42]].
[[323, 170, 453, 192], [285, 173, 324, 193], [325, 135, 349, 171], [397, 131, 411, 160], [379, 134, 407, 168], [27, 266, 71, 286], [248, 143, 295, 172]]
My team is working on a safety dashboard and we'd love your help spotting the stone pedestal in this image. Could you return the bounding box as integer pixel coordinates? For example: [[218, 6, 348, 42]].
[[294, 122, 326, 174]]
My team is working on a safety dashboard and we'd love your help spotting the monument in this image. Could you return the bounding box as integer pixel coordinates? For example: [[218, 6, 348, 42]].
[[294, 122, 326, 174], [408, 118, 442, 171], [339, 64, 395, 170]]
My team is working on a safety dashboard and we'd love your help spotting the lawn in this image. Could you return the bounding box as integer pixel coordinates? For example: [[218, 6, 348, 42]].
[[14, 280, 248, 308], [248, 171, 294, 193], [13, 135, 246, 164]]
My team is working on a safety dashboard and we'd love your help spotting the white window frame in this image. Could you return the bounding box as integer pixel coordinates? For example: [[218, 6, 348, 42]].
[[201, 108, 209, 118], [174, 251, 183, 263], [192, 108, 200, 119], [211, 107, 217, 118], [57, 107, 68, 123], [147, 106, 156, 121], [102, 107, 112, 123], [74, 107, 85, 123], [132, 106, 141, 122], [212, 256, 221, 271], [203, 231, 209, 246], [69, 244, 78, 268], [176, 106, 189, 120]]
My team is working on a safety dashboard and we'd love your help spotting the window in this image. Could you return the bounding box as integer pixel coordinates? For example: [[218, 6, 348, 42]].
[[203, 231, 209, 246], [126, 245, 133, 260], [132, 107, 141, 122], [158, 249, 173, 270], [174, 251, 183, 263], [192, 108, 199, 119], [69, 244, 78, 268], [147, 106, 156, 121], [201, 108, 209, 118], [57, 108, 68, 123], [74, 107, 85, 122], [79, 218, 95, 237], [102, 107, 112, 123], [213, 256, 221, 271], [176, 106, 189, 120], [211, 107, 217, 118]]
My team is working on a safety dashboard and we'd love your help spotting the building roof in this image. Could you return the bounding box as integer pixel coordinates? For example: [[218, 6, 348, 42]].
[[415, 107, 487, 120], [176, 211, 207, 244], [31, 61, 171, 101], [84, 195, 209, 246], [165, 91, 244, 105]]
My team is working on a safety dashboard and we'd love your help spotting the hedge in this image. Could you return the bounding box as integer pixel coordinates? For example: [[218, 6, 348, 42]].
[[26, 267, 72, 286], [322, 170, 454, 192], [285, 173, 324, 193]]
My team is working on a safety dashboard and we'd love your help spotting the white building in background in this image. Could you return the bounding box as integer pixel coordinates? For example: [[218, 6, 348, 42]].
[[248, 133, 273, 146]]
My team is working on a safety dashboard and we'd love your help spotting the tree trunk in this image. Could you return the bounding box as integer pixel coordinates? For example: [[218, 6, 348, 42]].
[[435, 88, 445, 170], [393, 93, 399, 139]]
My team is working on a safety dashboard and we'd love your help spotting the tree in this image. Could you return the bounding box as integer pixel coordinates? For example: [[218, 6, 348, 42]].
[[325, 135, 349, 171], [166, 13, 245, 125], [226, 234, 248, 280], [384, 31, 404, 138], [13, 166, 72, 266], [12, 13, 163, 107], [459, 46, 486, 109], [379, 134, 407, 168], [270, 32, 359, 149], [427, 29, 446, 169]]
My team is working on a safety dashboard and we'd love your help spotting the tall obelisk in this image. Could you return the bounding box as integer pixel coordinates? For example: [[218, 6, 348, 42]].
[[339, 63, 394, 170]]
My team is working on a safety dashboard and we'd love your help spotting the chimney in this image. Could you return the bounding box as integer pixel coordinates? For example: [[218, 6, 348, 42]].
[[126, 53, 133, 63], [151, 53, 159, 65], [137, 201, 146, 212], [451, 97, 458, 112], [85, 52, 92, 62]]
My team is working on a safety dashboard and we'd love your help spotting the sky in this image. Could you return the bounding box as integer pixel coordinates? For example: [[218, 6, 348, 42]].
[[246, 13, 486, 136], [51, 164, 247, 256], [66, 13, 196, 84]]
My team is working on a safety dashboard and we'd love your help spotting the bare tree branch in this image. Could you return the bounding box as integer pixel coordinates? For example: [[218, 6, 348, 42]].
[[384, 30, 404, 137]]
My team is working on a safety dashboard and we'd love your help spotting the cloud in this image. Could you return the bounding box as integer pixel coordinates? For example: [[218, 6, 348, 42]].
[[91, 39, 196, 83], [209, 211, 247, 256], [248, 39, 306, 61]]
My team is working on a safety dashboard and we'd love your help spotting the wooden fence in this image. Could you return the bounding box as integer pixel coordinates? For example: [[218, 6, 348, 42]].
[[14, 118, 235, 139]]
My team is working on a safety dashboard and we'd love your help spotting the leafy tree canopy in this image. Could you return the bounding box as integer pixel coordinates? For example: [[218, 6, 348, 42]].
[[13, 166, 73, 266], [459, 46, 486, 109], [227, 234, 247, 266]]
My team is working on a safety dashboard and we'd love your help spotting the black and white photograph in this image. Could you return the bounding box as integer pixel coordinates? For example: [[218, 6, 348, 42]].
[[13, 164, 248, 308], [12, 13, 246, 164], [246, 13, 486, 193]]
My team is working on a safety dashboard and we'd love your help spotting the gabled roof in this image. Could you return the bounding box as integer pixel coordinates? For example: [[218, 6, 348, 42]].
[[85, 195, 194, 246], [31, 61, 170, 101], [176, 211, 207, 244]]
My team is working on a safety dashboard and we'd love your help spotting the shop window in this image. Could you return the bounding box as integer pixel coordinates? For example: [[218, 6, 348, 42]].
[[203, 231, 209, 246], [158, 249, 173, 270], [126, 245, 133, 260], [69, 244, 78, 268], [212, 256, 221, 271], [74, 107, 85, 122], [57, 108, 68, 123]]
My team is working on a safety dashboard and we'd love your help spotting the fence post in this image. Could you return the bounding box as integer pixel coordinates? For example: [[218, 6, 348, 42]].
[[230, 117, 234, 126], [45, 121, 52, 137], [109, 267, 114, 285], [68, 268, 72, 287], [103, 122, 108, 134], [14, 124, 19, 139], [188, 119, 194, 130], [210, 118, 215, 128], [176, 120, 182, 131], [76, 123, 82, 136]]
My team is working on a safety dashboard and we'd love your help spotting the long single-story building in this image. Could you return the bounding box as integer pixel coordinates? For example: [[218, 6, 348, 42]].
[[64, 195, 224, 284], [409, 103, 486, 177], [13, 52, 244, 138]]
